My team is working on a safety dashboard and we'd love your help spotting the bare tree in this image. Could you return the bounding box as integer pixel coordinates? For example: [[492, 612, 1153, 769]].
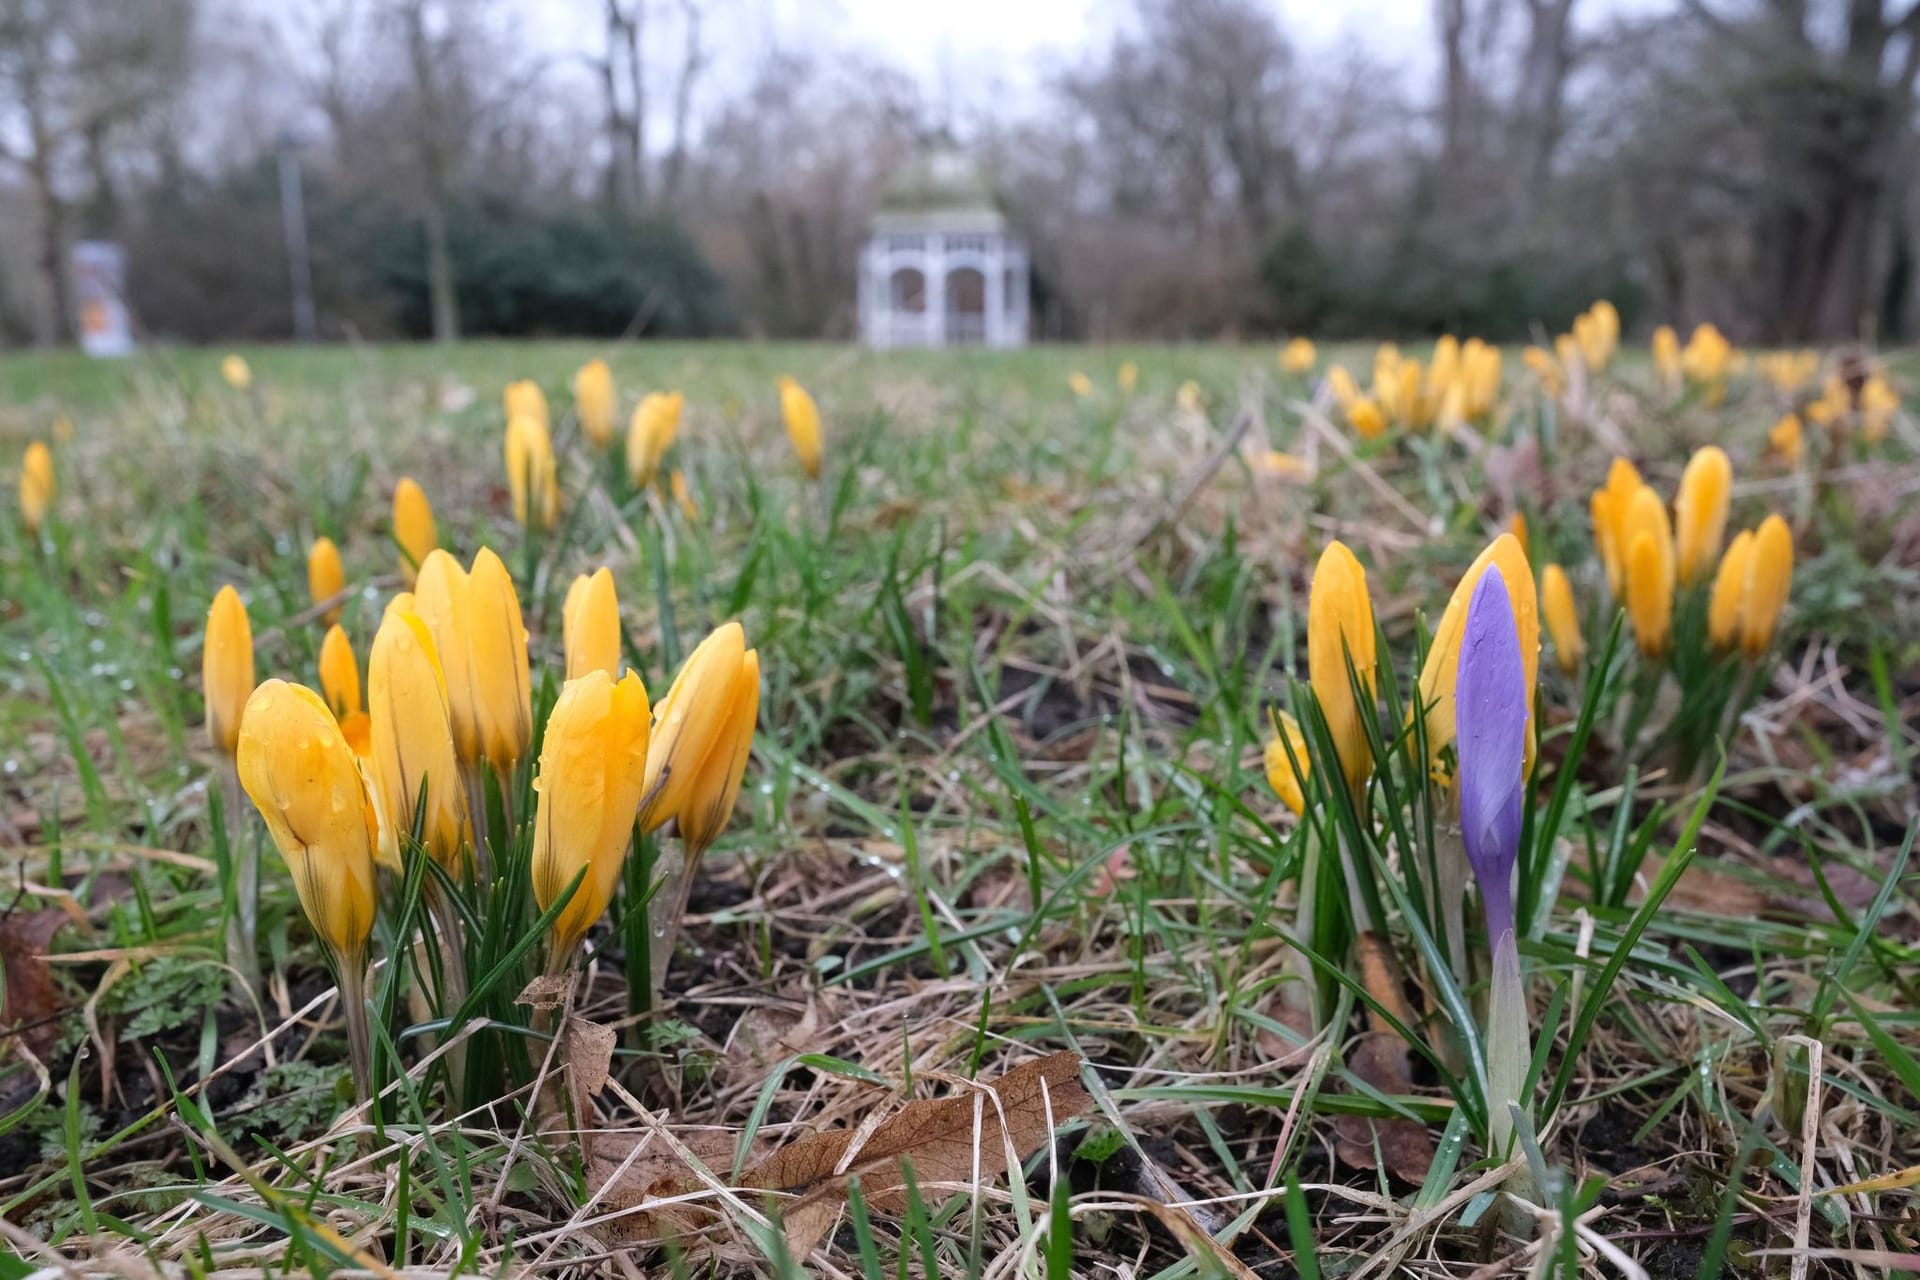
[[0, 0, 193, 344], [598, 0, 644, 211]]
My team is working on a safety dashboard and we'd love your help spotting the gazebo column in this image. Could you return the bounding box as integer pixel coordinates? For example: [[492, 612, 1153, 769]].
[[984, 239, 1005, 347], [926, 233, 947, 347]]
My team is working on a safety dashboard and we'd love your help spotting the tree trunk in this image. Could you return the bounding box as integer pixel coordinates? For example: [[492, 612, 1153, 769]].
[[27, 148, 72, 347], [424, 200, 459, 343]]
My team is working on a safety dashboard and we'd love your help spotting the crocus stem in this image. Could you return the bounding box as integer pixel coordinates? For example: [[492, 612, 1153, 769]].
[[335, 948, 374, 1115], [221, 762, 261, 1002], [462, 762, 491, 883], [645, 840, 694, 1012], [1486, 924, 1539, 1223], [423, 879, 469, 1096], [1285, 825, 1321, 1025], [1436, 821, 1469, 990]]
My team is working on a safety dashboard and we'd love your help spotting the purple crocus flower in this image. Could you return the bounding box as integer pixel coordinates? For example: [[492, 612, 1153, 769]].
[[1455, 565, 1527, 944]]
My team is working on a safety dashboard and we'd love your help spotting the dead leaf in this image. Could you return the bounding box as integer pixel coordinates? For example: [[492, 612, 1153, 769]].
[[740, 1051, 1093, 1256], [1334, 1031, 1434, 1183], [566, 1019, 618, 1161], [1, 909, 67, 1059], [585, 1129, 742, 1241], [1255, 997, 1315, 1065], [516, 975, 571, 1010], [1355, 932, 1416, 1030]]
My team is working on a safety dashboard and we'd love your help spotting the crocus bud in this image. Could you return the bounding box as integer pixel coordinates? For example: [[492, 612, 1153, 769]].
[[671, 469, 698, 521], [1307, 541, 1378, 794], [1508, 512, 1529, 562], [1454, 565, 1531, 1162], [413, 550, 480, 764], [319, 623, 370, 757], [531, 669, 651, 954], [1540, 564, 1584, 675], [466, 549, 532, 778], [778, 376, 824, 479], [641, 621, 751, 830], [1769, 413, 1804, 468], [221, 354, 252, 390], [237, 680, 378, 959], [574, 359, 616, 449], [1591, 457, 1645, 599], [308, 536, 345, 625], [1621, 486, 1675, 658], [1707, 530, 1754, 651], [1347, 397, 1387, 441], [1651, 325, 1680, 389], [367, 606, 469, 869], [1263, 710, 1310, 817], [503, 379, 549, 431], [625, 391, 684, 489], [1523, 346, 1563, 397], [1456, 566, 1527, 940], [1118, 361, 1139, 394], [19, 441, 53, 537], [204, 585, 255, 759], [1739, 514, 1793, 657], [1673, 446, 1732, 586], [505, 413, 560, 530], [1068, 371, 1092, 398], [392, 477, 437, 586], [1417, 533, 1538, 783], [1326, 365, 1359, 408], [1281, 338, 1316, 374], [319, 624, 361, 720], [562, 567, 622, 681], [674, 649, 760, 856], [1861, 375, 1898, 443]]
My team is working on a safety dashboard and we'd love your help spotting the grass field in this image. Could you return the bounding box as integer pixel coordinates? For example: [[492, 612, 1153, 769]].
[[2, 335, 1918, 1278]]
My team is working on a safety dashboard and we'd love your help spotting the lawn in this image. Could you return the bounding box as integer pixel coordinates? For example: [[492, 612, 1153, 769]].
[[1, 334, 1917, 1278]]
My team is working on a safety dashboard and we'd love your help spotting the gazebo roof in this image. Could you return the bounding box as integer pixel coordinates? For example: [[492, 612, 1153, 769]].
[[872, 142, 1009, 235]]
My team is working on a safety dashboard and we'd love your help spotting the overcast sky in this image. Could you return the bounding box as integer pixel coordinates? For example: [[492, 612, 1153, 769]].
[[519, 0, 1436, 118]]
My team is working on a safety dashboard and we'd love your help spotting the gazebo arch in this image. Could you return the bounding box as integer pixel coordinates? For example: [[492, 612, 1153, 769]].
[[859, 143, 1028, 349]]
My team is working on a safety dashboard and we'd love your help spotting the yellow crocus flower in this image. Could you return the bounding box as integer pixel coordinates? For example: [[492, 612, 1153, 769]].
[[308, 536, 345, 625], [504, 413, 560, 529], [319, 623, 361, 721], [1739, 514, 1794, 657], [221, 354, 252, 390], [19, 440, 53, 536], [1281, 337, 1316, 374], [204, 585, 255, 759], [625, 391, 684, 489], [1651, 325, 1681, 390], [1263, 710, 1310, 817], [367, 606, 469, 871], [503, 379, 549, 431], [530, 669, 652, 955], [1307, 541, 1378, 794], [392, 477, 437, 586], [640, 620, 752, 831], [1673, 446, 1732, 586], [778, 376, 824, 479], [673, 649, 760, 857], [237, 680, 379, 959], [1707, 530, 1754, 650], [1620, 486, 1675, 658], [1541, 564, 1583, 676], [574, 359, 616, 449], [1117, 361, 1139, 394], [465, 548, 532, 780], [1769, 413, 1804, 468], [562, 567, 622, 682]]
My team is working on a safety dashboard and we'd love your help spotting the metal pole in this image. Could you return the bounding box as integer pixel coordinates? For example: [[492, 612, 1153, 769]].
[[277, 145, 318, 341]]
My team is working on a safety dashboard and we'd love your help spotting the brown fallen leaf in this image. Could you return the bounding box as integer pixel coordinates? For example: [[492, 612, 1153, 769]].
[[585, 1129, 743, 1242], [740, 1051, 1093, 1257], [1255, 997, 1315, 1065], [0, 909, 67, 1060], [1333, 1031, 1434, 1184]]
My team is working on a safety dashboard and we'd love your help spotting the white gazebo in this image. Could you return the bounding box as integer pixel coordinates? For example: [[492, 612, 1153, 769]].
[[859, 144, 1028, 348]]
